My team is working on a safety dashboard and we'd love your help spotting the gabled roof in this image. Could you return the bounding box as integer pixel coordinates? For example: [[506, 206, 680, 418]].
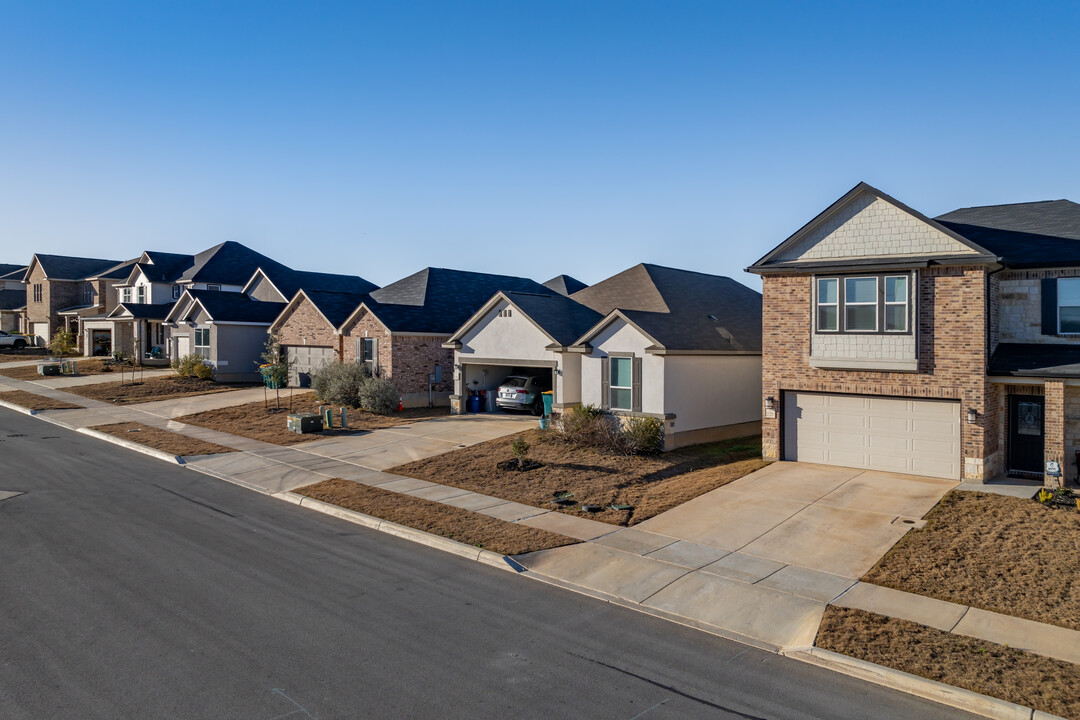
[[25, 254, 123, 282], [271, 289, 373, 333], [935, 200, 1080, 268], [542, 274, 589, 296], [0, 264, 27, 280], [0, 288, 25, 311], [572, 264, 762, 353], [168, 289, 285, 324], [108, 302, 175, 321], [747, 182, 998, 273], [342, 268, 554, 334], [138, 251, 196, 282], [88, 258, 140, 281], [177, 241, 290, 286], [246, 266, 378, 301], [449, 290, 604, 348]]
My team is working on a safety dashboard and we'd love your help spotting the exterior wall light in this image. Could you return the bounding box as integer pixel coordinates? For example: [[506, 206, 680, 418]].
[[966, 408, 978, 424], [765, 396, 775, 411]]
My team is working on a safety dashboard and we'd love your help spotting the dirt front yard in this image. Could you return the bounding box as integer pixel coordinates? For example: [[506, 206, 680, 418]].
[[296, 478, 577, 555], [0, 390, 84, 410], [391, 430, 767, 526], [64, 376, 244, 405], [92, 422, 237, 457], [0, 358, 115, 381], [816, 607, 1080, 719], [176, 392, 450, 446], [864, 490, 1080, 631], [0, 348, 51, 364]]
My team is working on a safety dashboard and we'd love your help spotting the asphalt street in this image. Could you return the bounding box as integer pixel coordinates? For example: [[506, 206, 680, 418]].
[[0, 407, 976, 719]]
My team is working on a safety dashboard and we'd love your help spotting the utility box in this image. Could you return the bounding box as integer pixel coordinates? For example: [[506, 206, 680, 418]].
[[287, 412, 323, 434], [38, 363, 61, 376]]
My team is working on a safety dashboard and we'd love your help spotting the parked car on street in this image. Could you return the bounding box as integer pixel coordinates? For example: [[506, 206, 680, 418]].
[[495, 374, 551, 415], [0, 330, 28, 350]]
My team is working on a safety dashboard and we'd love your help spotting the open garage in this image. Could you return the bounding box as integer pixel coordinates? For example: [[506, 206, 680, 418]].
[[782, 391, 961, 480], [459, 361, 555, 414]]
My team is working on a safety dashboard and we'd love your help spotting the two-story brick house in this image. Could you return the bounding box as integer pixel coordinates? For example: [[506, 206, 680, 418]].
[[748, 182, 1080, 487], [22, 254, 127, 348]]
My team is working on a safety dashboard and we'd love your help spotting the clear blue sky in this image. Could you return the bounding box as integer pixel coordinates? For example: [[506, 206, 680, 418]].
[[2, 1, 1078, 289]]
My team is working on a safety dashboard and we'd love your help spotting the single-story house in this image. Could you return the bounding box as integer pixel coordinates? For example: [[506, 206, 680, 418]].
[[335, 268, 555, 408], [269, 288, 374, 386]]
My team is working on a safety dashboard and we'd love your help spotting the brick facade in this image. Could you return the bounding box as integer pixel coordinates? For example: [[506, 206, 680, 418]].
[[25, 263, 84, 343], [275, 297, 342, 358], [762, 266, 998, 480]]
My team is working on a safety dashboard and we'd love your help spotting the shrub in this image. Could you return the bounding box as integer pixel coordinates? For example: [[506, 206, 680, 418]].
[[558, 404, 622, 452], [621, 416, 665, 455], [511, 436, 531, 468], [48, 329, 77, 356], [172, 353, 214, 380], [358, 376, 399, 415], [310, 361, 371, 407]]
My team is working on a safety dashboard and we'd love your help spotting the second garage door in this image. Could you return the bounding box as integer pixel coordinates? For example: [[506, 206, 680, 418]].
[[286, 345, 335, 387], [783, 392, 961, 480]]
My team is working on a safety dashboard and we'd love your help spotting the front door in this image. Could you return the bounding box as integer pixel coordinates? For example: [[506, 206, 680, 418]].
[[1009, 395, 1044, 474]]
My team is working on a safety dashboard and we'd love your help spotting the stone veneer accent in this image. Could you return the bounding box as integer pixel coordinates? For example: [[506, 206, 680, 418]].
[[781, 193, 980, 261], [762, 265, 998, 481], [996, 268, 1080, 346], [811, 332, 916, 361]]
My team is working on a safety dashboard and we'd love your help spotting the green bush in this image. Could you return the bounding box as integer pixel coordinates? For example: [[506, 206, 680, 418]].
[[621, 416, 664, 455], [48, 329, 77, 356], [358, 376, 399, 415], [172, 353, 214, 380], [310, 361, 371, 407], [511, 436, 531, 468]]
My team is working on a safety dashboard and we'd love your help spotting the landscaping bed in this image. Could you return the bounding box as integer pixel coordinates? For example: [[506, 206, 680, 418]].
[[0, 390, 84, 410], [816, 606, 1080, 719], [295, 478, 577, 555], [0, 348, 51, 364], [0, 358, 114, 381], [176, 392, 450, 446], [92, 422, 236, 457], [64, 375, 245, 405], [864, 490, 1080, 631], [391, 430, 768, 526]]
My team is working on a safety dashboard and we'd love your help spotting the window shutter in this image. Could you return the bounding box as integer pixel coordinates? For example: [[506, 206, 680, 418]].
[[1042, 278, 1058, 335], [355, 337, 362, 361], [372, 338, 379, 375], [632, 357, 642, 413], [600, 357, 610, 410]]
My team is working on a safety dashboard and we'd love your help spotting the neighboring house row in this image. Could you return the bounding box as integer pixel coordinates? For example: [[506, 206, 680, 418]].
[[445, 264, 763, 450], [22, 254, 128, 348], [0, 264, 28, 333], [748, 181, 1080, 487]]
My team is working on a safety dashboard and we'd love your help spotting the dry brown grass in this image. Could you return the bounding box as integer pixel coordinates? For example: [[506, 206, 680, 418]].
[[0, 358, 114, 381], [295, 478, 578, 556], [176, 392, 450, 446], [816, 607, 1080, 719], [391, 430, 768, 526], [64, 375, 244, 405], [865, 491, 1080, 631], [0, 390, 84, 410], [92, 422, 236, 457], [0, 349, 51, 364]]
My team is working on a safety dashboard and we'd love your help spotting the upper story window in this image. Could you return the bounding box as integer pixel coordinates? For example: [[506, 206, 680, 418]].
[[122, 287, 132, 303], [172, 284, 181, 299], [1057, 278, 1080, 334], [32, 284, 43, 303], [815, 273, 912, 334], [136, 285, 146, 304], [82, 283, 95, 305]]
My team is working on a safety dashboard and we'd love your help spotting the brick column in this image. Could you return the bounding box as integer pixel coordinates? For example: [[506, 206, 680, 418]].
[[1044, 380, 1065, 489]]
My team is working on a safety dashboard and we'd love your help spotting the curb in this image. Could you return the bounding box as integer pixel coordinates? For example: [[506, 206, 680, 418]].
[[0, 397, 38, 416], [782, 646, 1066, 720], [76, 427, 186, 465], [274, 491, 518, 573]]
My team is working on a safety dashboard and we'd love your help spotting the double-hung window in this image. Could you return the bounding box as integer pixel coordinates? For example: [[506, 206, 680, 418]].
[[82, 284, 94, 305], [357, 337, 378, 373], [172, 284, 181, 299], [136, 285, 146, 304], [814, 274, 912, 334], [609, 356, 633, 411], [122, 287, 132, 303], [33, 284, 43, 303], [1058, 278, 1080, 333], [194, 328, 211, 358]]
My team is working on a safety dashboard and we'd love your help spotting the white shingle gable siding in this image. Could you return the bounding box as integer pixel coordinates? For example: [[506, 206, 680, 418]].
[[781, 193, 980, 261]]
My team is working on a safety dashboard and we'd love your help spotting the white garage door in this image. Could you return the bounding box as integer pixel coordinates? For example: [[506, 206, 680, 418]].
[[783, 392, 961, 480], [286, 346, 335, 387], [176, 335, 190, 358], [32, 322, 49, 347]]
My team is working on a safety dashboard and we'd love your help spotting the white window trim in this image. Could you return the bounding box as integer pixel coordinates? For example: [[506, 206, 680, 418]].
[[816, 278, 839, 333], [884, 275, 909, 333], [844, 276, 879, 333], [609, 356, 633, 411], [194, 328, 211, 358], [1057, 277, 1080, 335]]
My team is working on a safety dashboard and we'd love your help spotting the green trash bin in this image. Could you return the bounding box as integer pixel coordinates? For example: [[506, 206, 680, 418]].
[[541, 391, 554, 417]]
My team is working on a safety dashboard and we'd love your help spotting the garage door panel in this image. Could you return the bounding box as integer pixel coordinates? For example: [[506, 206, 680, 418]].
[[784, 392, 960, 480], [286, 346, 334, 387]]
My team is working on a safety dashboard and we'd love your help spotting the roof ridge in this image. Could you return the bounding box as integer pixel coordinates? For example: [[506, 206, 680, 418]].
[[940, 199, 1075, 215]]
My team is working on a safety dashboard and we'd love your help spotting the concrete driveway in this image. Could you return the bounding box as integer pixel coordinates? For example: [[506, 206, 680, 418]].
[[518, 461, 958, 649]]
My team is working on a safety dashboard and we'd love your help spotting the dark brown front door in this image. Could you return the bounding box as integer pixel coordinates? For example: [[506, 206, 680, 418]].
[[1009, 395, 1044, 474]]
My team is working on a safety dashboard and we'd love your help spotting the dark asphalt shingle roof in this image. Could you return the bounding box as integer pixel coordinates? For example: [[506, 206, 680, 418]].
[[32, 254, 123, 281], [178, 241, 291, 286], [139, 252, 196, 282], [542, 274, 589, 296], [110, 302, 175, 321], [989, 343, 1080, 378], [0, 288, 25, 311], [303, 290, 372, 329], [502, 291, 604, 347], [0, 264, 27, 280], [186, 290, 285, 323], [362, 268, 554, 333], [571, 264, 762, 352], [91, 259, 140, 280], [264, 268, 378, 299], [935, 200, 1080, 268]]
